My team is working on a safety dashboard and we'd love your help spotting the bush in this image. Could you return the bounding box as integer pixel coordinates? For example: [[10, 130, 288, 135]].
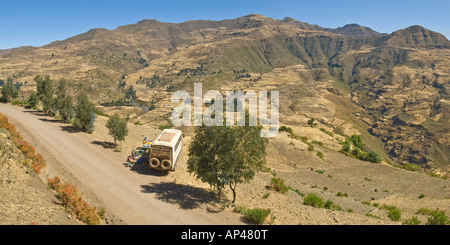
[[336, 192, 348, 197], [307, 118, 317, 127], [388, 208, 402, 222], [324, 200, 341, 210], [1, 78, 19, 102], [341, 141, 351, 153], [426, 209, 449, 225], [243, 208, 271, 224], [1, 113, 46, 174], [95, 110, 108, 117], [312, 140, 323, 146], [27, 92, 39, 108], [48, 177, 101, 225], [303, 193, 324, 208], [349, 134, 363, 149], [316, 151, 324, 159], [270, 177, 289, 194], [367, 151, 382, 163], [320, 128, 333, 137], [416, 207, 435, 215], [366, 213, 381, 219], [403, 216, 421, 225], [278, 126, 293, 134]]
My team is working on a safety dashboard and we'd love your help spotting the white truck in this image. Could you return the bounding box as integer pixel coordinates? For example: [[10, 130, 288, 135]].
[[149, 129, 183, 171]]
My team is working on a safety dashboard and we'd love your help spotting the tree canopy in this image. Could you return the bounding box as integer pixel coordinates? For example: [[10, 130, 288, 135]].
[[73, 92, 96, 133], [187, 120, 268, 203], [106, 113, 129, 147]]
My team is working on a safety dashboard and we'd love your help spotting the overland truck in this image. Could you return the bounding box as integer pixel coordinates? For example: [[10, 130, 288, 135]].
[[149, 129, 183, 171]]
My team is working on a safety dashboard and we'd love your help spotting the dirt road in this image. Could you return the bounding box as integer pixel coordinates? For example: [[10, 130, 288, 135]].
[[0, 104, 243, 225]]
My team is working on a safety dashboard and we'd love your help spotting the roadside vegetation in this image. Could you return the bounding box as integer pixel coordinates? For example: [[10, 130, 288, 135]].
[[0, 113, 46, 174], [48, 177, 102, 225], [1, 112, 103, 225]]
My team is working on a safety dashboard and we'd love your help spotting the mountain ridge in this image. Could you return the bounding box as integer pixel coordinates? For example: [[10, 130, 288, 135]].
[[0, 14, 449, 172]]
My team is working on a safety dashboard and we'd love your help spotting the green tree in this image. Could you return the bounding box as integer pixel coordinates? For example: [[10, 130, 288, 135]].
[[187, 120, 268, 203], [349, 134, 363, 149], [27, 92, 39, 108], [56, 79, 67, 102], [106, 113, 129, 147], [35, 75, 56, 115], [367, 151, 382, 163], [1, 78, 19, 102], [55, 79, 74, 122], [59, 95, 74, 122], [73, 92, 96, 133]]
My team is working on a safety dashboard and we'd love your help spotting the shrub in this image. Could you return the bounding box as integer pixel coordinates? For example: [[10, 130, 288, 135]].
[[95, 110, 108, 117], [278, 126, 293, 134], [324, 200, 341, 210], [349, 134, 363, 149], [416, 207, 434, 215], [244, 208, 271, 224], [388, 208, 402, 221], [312, 140, 323, 146], [320, 128, 333, 137], [426, 210, 449, 225], [233, 205, 248, 214], [367, 151, 382, 163], [341, 141, 351, 153], [47, 177, 101, 225], [270, 177, 288, 194], [1, 113, 46, 174], [418, 194, 425, 199], [27, 92, 39, 108], [303, 193, 324, 208], [307, 118, 317, 127], [366, 213, 381, 219], [336, 192, 348, 197], [1, 78, 19, 102], [316, 151, 324, 159], [308, 144, 314, 151], [403, 216, 421, 225]]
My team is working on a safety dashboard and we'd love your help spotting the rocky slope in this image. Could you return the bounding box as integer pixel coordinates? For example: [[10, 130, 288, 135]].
[[0, 124, 78, 225]]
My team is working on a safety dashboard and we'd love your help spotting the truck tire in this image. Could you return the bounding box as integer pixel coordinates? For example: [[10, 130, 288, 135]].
[[161, 159, 172, 171], [149, 158, 160, 168]]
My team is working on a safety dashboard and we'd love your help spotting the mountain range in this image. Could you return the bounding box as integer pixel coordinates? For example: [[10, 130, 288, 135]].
[[1, 14, 449, 173]]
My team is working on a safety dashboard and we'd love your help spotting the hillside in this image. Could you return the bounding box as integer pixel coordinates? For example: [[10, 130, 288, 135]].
[[0, 116, 78, 225], [0, 14, 449, 174]]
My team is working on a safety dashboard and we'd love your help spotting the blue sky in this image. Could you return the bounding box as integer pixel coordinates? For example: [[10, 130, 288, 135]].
[[0, 0, 449, 49]]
